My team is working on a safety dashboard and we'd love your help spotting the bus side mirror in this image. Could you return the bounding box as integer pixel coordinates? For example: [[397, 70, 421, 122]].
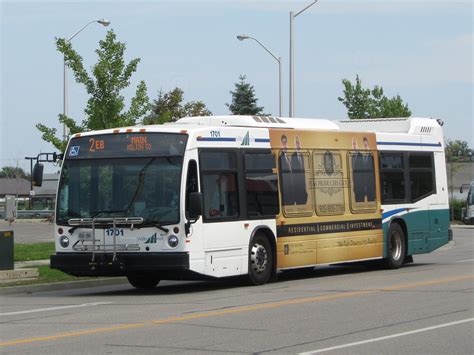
[[189, 192, 203, 219], [32, 163, 44, 187]]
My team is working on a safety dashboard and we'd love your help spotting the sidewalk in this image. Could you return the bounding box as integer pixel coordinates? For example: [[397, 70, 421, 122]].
[[450, 224, 474, 229]]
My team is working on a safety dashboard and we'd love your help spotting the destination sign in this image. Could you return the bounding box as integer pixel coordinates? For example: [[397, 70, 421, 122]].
[[66, 133, 187, 159]]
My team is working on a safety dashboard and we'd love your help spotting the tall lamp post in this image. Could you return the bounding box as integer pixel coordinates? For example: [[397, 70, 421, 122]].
[[63, 19, 110, 142], [237, 35, 282, 117], [289, 0, 319, 117]]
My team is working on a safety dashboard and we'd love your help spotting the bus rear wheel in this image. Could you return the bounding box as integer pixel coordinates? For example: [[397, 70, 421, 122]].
[[385, 223, 406, 269], [248, 234, 273, 286], [127, 272, 160, 289]]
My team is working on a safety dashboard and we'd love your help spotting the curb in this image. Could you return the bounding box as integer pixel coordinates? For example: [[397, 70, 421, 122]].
[[0, 277, 129, 295], [450, 224, 474, 229], [15, 259, 50, 268]]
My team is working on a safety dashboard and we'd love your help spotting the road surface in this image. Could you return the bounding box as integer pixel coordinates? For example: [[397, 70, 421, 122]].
[[0, 228, 473, 354]]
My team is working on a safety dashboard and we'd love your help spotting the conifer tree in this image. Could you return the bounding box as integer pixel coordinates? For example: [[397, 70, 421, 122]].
[[226, 75, 264, 115]]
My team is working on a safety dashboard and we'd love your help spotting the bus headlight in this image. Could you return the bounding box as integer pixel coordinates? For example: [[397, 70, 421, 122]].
[[59, 235, 70, 248], [167, 235, 179, 248]]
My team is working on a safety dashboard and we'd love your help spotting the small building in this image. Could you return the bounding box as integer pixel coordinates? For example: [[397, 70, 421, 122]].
[[0, 178, 30, 199], [32, 173, 59, 210], [446, 162, 474, 201]]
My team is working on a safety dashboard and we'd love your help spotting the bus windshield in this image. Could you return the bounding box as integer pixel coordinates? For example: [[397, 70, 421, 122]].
[[57, 157, 184, 226]]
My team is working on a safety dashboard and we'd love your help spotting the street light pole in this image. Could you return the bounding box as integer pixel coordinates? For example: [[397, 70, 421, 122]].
[[237, 35, 282, 117], [62, 19, 110, 142], [289, 0, 319, 117]]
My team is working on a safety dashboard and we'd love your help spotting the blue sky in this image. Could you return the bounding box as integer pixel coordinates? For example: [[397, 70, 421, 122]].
[[1, 0, 472, 172]]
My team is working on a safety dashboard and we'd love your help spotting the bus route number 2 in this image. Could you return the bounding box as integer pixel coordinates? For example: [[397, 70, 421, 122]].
[[89, 138, 105, 152]]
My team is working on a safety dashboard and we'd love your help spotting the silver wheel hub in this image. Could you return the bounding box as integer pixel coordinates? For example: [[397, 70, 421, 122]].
[[251, 243, 268, 273], [390, 231, 402, 261]]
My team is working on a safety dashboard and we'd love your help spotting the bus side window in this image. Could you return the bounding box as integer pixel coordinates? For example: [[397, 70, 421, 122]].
[[185, 160, 198, 219], [380, 152, 406, 203], [349, 150, 377, 212], [244, 152, 279, 217], [199, 151, 239, 221], [409, 152, 435, 201]]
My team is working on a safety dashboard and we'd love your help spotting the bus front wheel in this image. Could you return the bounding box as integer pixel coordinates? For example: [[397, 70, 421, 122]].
[[385, 223, 406, 269], [127, 272, 161, 289], [248, 234, 273, 286]]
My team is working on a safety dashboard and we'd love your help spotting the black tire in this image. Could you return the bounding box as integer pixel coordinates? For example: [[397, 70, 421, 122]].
[[127, 272, 160, 289], [385, 223, 406, 269], [248, 234, 273, 286]]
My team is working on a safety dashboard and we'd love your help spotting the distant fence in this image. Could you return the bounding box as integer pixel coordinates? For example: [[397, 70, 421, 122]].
[[0, 210, 54, 220]]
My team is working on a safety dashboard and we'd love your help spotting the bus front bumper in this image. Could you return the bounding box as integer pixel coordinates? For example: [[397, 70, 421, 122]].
[[50, 252, 189, 277]]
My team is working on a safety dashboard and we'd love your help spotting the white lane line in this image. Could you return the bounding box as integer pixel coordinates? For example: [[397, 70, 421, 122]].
[[455, 259, 474, 263], [299, 318, 474, 354], [0, 302, 113, 317]]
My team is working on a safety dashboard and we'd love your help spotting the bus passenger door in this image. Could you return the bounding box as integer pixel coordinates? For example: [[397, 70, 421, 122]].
[[199, 150, 246, 277]]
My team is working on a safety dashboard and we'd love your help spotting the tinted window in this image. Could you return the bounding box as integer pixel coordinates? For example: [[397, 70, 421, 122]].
[[382, 172, 405, 201], [185, 160, 198, 219], [350, 152, 376, 209], [200, 152, 236, 170], [245, 153, 276, 171], [280, 151, 312, 215], [202, 173, 238, 219], [245, 153, 279, 217], [380, 152, 406, 203], [410, 171, 434, 201], [409, 153, 435, 201], [381, 153, 404, 169], [200, 151, 239, 221], [409, 154, 432, 169]]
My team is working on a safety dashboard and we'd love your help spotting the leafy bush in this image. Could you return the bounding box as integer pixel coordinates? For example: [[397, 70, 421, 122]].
[[450, 199, 467, 221]]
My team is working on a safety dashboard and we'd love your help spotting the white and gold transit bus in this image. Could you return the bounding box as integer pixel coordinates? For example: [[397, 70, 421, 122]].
[[40, 116, 451, 288]]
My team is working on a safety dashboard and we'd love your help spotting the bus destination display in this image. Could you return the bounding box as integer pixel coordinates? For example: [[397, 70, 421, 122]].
[[67, 133, 187, 159]]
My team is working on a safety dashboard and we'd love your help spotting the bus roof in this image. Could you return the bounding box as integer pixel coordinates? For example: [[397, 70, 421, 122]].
[[69, 116, 444, 151], [175, 115, 340, 130]]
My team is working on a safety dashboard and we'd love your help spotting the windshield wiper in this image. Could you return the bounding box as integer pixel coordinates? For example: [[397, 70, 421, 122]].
[[134, 220, 170, 233], [125, 158, 156, 214], [150, 223, 169, 233]]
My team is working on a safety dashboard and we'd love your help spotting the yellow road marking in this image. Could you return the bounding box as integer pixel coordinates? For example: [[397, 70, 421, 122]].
[[1, 274, 472, 347]]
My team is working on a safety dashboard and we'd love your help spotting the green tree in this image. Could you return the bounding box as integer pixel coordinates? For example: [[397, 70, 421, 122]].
[[143, 87, 212, 125], [0, 166, 29, 179], [445, 139, 473, 162], [37, 29, 150, 152], [338, 75, 411, 119], [226, 75, 264, 115]]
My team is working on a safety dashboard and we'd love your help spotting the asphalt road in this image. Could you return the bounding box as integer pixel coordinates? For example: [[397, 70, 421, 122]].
[[0, 220, 54, 244], [1, 228, 473, 354]]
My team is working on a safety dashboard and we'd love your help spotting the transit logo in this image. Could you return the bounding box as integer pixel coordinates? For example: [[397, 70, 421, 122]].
[[241, 131, 250, 146], [144, 233, 158, 244]]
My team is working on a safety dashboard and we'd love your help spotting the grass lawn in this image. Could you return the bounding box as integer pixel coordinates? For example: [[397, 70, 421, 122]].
[[14, 242, 55, 262], [36, 265, 79, 282]]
